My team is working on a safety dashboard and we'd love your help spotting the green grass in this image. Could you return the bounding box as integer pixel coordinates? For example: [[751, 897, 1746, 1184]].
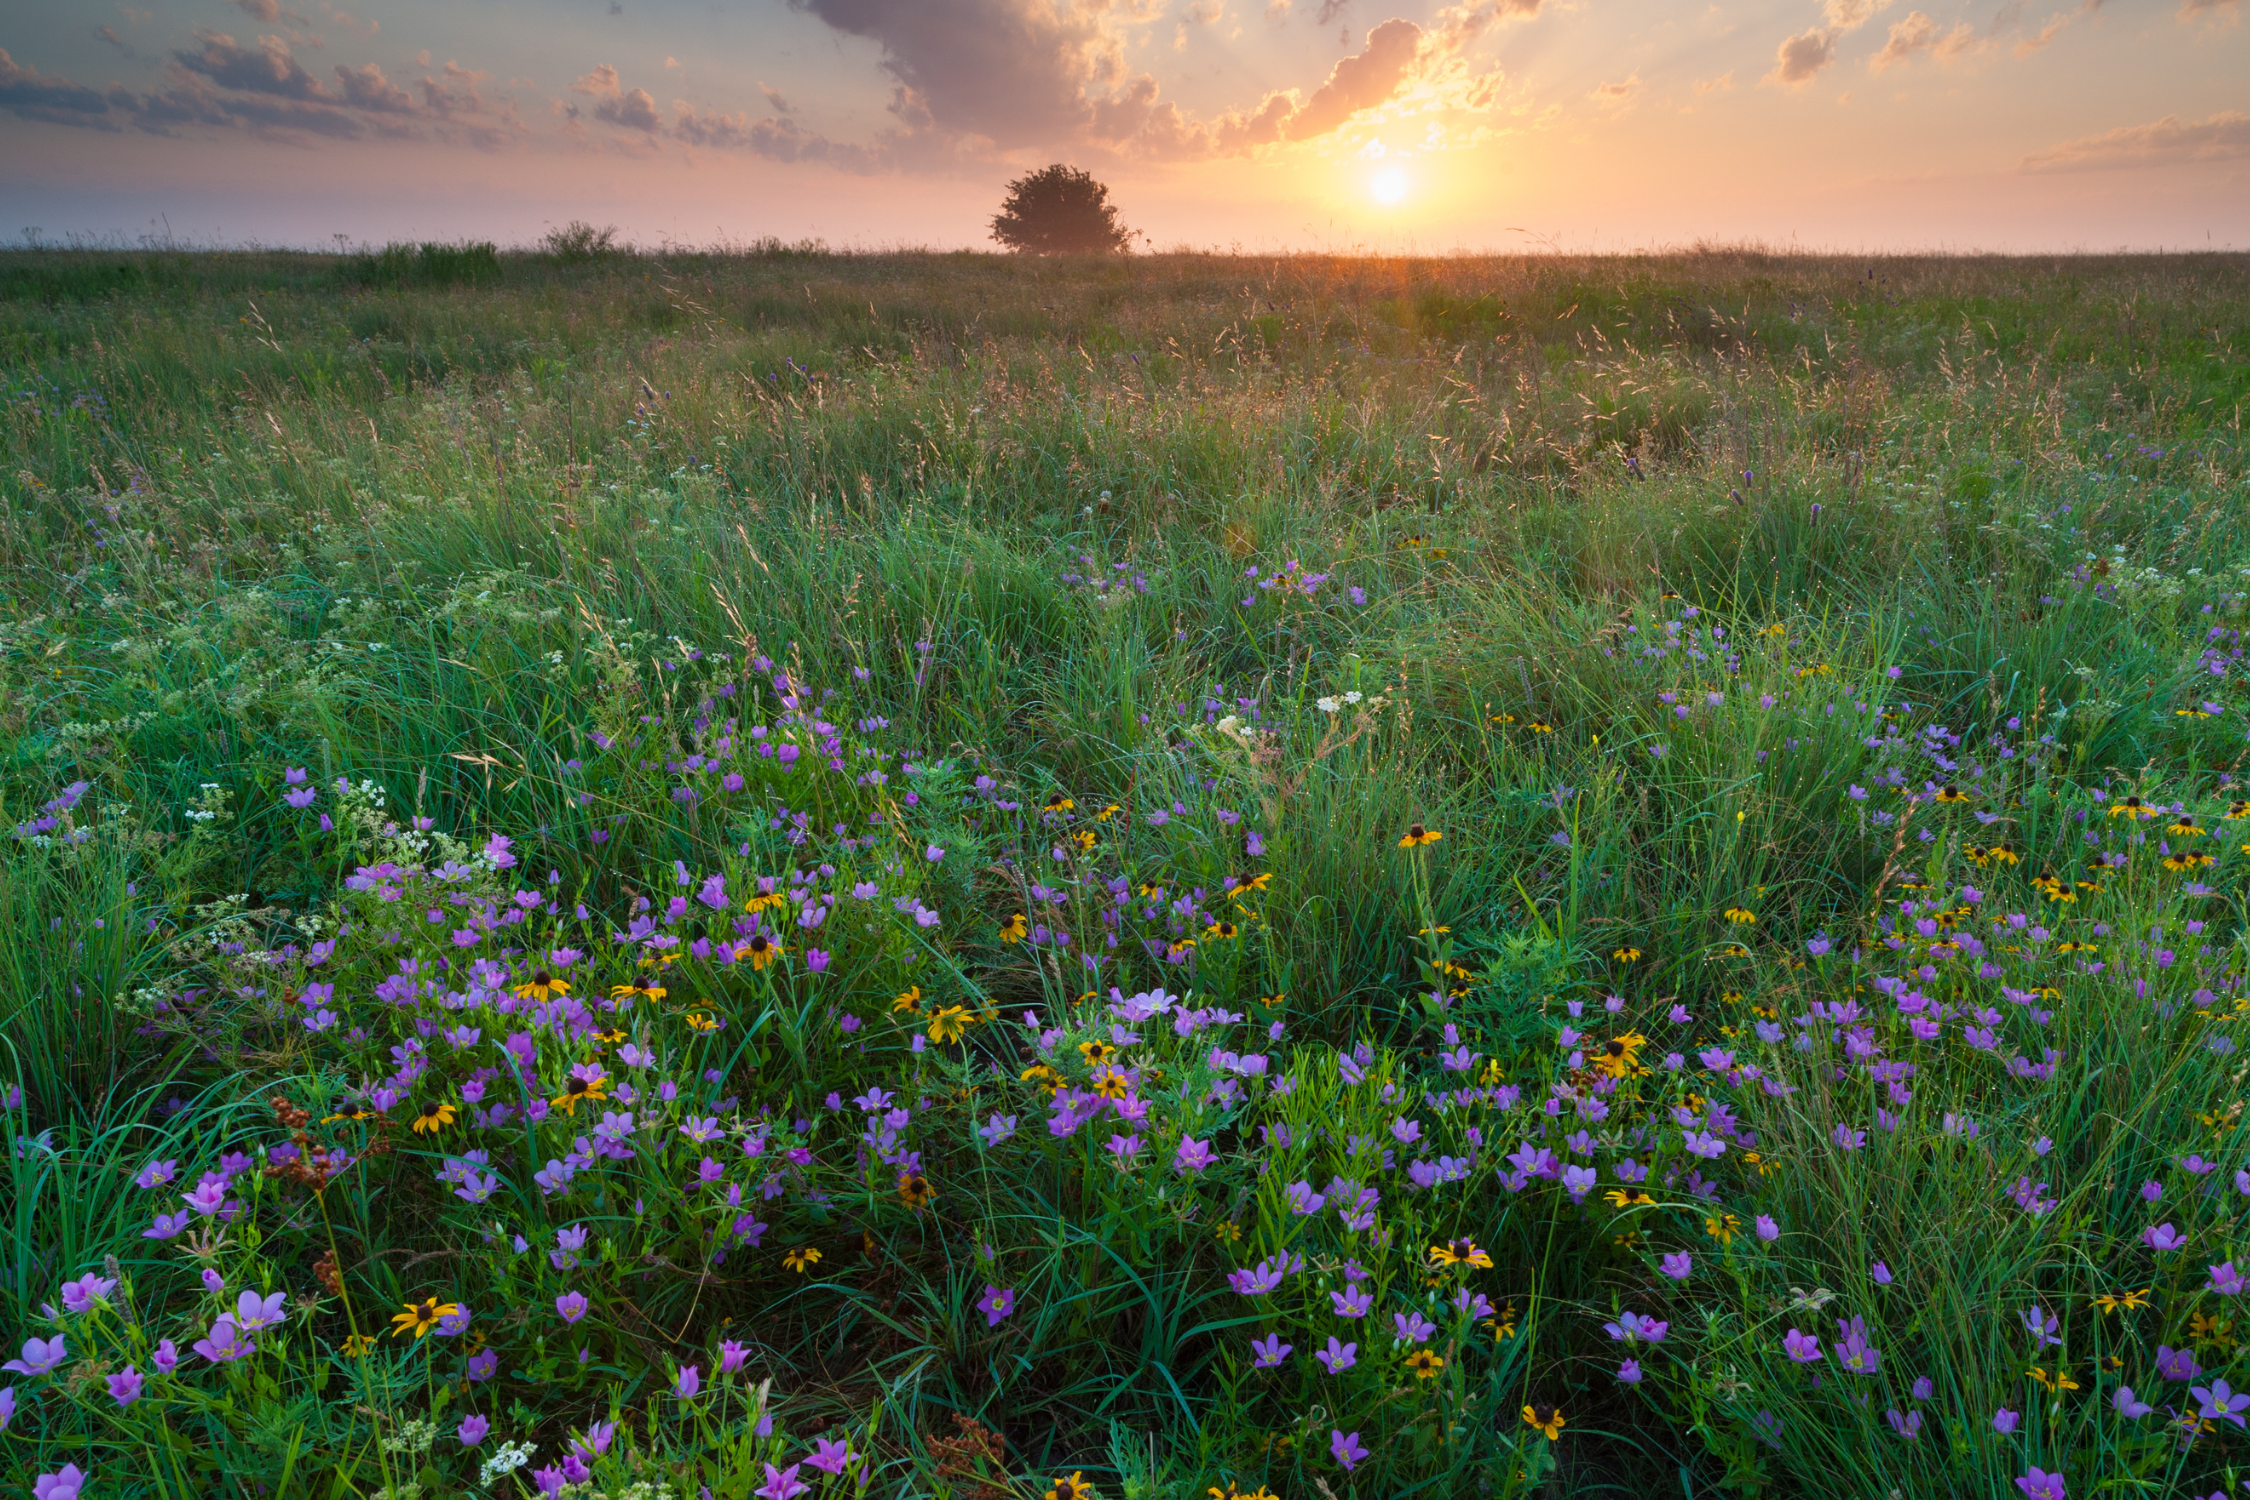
[[0, 245, 2246, 1498]]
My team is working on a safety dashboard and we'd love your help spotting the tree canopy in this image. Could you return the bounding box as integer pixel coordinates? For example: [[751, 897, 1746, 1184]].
[[988, 164, 1135, 255]]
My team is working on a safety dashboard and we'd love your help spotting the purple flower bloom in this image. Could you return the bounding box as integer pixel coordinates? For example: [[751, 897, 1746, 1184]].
[[1251, 1332, 1292, 1368], [1992, 1407, 2019, 1434], [459, 1414, 491, 1446], [6, 1335, 67, 1376], [2021, 1306, 2062, 1347], [1604, 1312, 1668, 1344], [676, 1363, 701, 1399], [1330, 1429, 1369, 1471], [2210, 1261, 2245, 1296], [1871, 1261, 1893, 1286], [1910, 1376, 1934, 1401], [193, 1315, 255, 1363], [60, 1274, 116, 1314], [1885, 1409, 1922, 1439], [1393, 1310, 1437, 1344], [556, 1291, 589, 1325], [2015, 1467, 2065, 1500], [152, 1338, 177, 1374], [1618, 1358, 1643, 1384], [2142, 1221, 2184, 1251], [979, 1285, 1016, 1327], [2158, 1344, 2203, 1380], [2113, 1385, 2153, 1418], [1755, 1214, 1779, 1242], [235, 1288, 288, 1332], [1660, 1252, 1693, 1280], [107, 1365, 143, 1406], [466, 1348, 498, 1381], [2191, 1377, 2250, 1428], [756, 1462, 811, 1500], [1783, 1328, 1823, 1363], [720, 1340, 749, 1374], [1835, 1314, 1881, 1375], [806, 1438, 853, 1475], [1331, 1284, 1372, 1318], [134, 1158, 178, 1191], [32, 1465, 86, 1500], [1175, 1136, 1213, 1174], [0, 1387, 13, 1430], [1316, 1336, 1357, 1374]]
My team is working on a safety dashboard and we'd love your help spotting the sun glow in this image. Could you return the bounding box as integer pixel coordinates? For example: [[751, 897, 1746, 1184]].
[[1369, 166, 1409, 205]]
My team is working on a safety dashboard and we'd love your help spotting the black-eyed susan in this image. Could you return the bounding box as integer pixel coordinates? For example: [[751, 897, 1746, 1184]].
[[323, 1102, 377, 1125], [1042, 791, 1075, 815], [683, 1011, 722, 1033], [1070, 829, 1097, 854], [2190, 1312, 2233, 1347], [1527, 720, 1555, 734], [743, 887, 791, 914], [2093, 1288, 2151, 1315], [341, 1333, 376, 1357], [897, 1172, 934, 1210], [926, 1005, 972, 1045], [1079, 1039, 1118, 1068], [1935, 784, 1969, 804], [389, 1295, 460, 1339], [1096, 802, 1122, 822], [2228, 800, 2250, 822], [738, 933, 783, 971], [1722, 906, 1757, 925], [512, 970, 570, 1001], [1593, 1033, 1648, 1079], [1089, 1065, 1132, 1100], [1428, 1237, 1493, 1269], [1000, 913, 1027, 944], [1045, 1473, 1096, 1500], [1204, 919, 1239, 940], [1397, 823, 1442, 849], [1612, 946, 1642, 963], [610, 972, 667, 1001], [1605, 1187, 1656, 1209], [1231, 871, 1273, 899], [1704, 1212, 1742, 1244], [782, 1247, 821, 1272], [1522, 1405, 1566, 1440], [1021, 1063, 1064, 1093], [410, 1099, 456, 1136], [892, 986, 924, 1014], [1405, 1349, 1445, 1380], [551, 1063, 609, 1116], [2108, 794, 2152, 819], [2169, 814, 2207, 838]]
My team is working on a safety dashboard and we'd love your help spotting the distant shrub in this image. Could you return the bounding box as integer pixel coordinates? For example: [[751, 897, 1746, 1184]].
[[341, 241, 501, 288], [540, 221, 622, 263]]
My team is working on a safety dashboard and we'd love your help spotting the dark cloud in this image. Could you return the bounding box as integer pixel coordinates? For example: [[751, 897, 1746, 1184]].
[[788, 0, 1115, 147], [596, 87, 663, 132], [333, 61, 412, 113], [174, 32, 331, 102], [96, 25, 133, 57], [0, 48, 121, 126], [2021, 110, 2250, 171]]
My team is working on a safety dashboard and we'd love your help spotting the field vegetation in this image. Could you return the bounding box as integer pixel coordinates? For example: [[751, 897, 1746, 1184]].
[[1, 240, 2247, 1498]]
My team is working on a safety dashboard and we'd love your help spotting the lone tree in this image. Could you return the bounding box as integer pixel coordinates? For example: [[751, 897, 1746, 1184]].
[[989, 164, 1135, 255]]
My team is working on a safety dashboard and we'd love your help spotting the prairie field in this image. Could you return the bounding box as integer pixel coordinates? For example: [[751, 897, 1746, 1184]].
[[2, 243, 2249, 1499]]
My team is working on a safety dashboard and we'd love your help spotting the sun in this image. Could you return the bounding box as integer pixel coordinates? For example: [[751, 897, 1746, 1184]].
[[1369, 166, 1409, 205]]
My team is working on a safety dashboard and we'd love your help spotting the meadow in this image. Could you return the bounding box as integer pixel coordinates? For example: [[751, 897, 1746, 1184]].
[[0, 237, 2247, 1499]]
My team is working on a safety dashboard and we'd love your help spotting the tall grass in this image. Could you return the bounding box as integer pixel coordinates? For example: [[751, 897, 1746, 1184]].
[[0, 245, 2244, 1497]]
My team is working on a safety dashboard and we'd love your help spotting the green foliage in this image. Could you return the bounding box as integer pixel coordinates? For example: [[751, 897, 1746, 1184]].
[[0, 245, 2246, 1497]]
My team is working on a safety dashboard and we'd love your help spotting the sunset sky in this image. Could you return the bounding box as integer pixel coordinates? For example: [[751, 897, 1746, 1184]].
[[3, 0, 2246, 252]]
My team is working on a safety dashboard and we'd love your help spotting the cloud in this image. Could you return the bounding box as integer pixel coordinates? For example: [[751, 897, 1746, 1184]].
[[759, 82, 792, 113], [0, 48, 120, 125], [1765, 27, 1836, 85], [1822, 0, 1892, 26], [2021, 109, 2250, 170], [333, 61, 412, 112], [2177, 0, 2240, 14], [787, 0, 1119, 147], [1284, 16, 1420, 135], [96, 24, 133, 56], [1871, 10, 1976, 69], [174, 31, 331, 101], [572, 63, 621, 98], [597, 86, 662, 132], [1590, 72, 1639, 103], [1693, 71, 1734, 93], [229, 0, 283, 19]]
